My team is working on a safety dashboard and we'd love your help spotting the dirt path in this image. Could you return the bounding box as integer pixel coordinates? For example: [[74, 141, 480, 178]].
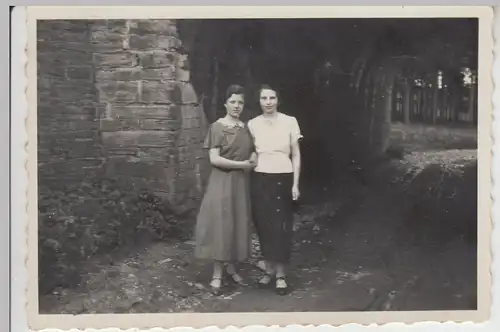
[[40, 186, 476, 314]]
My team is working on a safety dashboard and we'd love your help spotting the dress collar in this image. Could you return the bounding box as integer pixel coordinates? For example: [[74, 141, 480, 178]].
[[217, 118, 245, 128], [260, 112, 281, 125]]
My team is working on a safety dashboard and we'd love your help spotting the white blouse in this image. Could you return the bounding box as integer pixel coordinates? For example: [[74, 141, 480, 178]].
[[248, 112, 303, 174]]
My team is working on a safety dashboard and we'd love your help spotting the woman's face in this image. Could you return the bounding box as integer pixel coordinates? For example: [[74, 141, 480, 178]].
[[259, 89, 278, 114], [224, 93, 245, 119]]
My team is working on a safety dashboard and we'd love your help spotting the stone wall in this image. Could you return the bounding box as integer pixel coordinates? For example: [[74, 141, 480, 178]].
[[37, 19, 209, 294], [92, 19, 209, 213], [37, 20, 103, 293], [37, 20, 101, 190]]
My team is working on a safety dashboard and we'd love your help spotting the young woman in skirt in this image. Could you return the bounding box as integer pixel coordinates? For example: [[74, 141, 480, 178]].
[[248, 84, 302, 295], [194, 84, 257, 295]]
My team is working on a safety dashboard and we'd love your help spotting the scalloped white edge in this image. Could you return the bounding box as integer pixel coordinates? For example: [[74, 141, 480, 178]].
[[10, 5, 500, 332]]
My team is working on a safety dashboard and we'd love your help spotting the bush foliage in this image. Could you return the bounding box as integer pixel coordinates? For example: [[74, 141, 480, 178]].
[[38, 178, 195, 294]]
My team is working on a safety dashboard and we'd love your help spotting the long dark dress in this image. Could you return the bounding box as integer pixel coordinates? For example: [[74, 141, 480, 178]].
[[195, 121, 255, 262]]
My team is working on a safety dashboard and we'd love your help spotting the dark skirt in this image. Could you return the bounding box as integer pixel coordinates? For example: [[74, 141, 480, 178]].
[[250, 172, 294, 264]]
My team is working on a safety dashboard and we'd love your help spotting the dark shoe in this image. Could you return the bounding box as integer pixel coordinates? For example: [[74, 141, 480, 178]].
[[210, 277, 222, 296], [275, 276, 289, 295]]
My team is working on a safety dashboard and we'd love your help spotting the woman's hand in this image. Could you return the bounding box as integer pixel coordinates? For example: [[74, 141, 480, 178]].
[[240, 160, 257, 170], [249, 153, 258, 164], [292, 185, 300, 201]]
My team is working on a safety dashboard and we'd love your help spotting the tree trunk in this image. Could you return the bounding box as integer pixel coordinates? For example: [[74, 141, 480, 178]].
[[419, 89, 425, 122], [468, 83, 476, 123], [402, 80, 411, 124], [209, 58, 219, 122], [414, 90, 420, 121], [472, 71, 478, 125], [432, 73, 439, 125], [236, 48, 259, 122], [315, 73, 366, 173], [380, 69, 396, 152], [443, 86, 449, 121], [368, 71, 380, 148], [419, 89, 424, 121], [423, 88, 429, 122], [369, 65, 395, 156]]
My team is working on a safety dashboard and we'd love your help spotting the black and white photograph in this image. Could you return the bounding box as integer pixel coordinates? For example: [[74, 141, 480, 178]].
[[25, 5, 493, 330]]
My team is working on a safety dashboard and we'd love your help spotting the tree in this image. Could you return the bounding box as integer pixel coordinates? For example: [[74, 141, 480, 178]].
[[178, 18, 478, 175]]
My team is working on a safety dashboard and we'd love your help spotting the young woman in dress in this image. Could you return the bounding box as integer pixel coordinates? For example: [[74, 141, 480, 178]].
[[248, 84, 302, 295], [194, 84, 257, 295]]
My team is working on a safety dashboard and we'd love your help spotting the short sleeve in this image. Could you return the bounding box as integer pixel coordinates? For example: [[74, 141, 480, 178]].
[[203, 123, 224, 149], [248, 129, 257, 153], [290, 117, 303, 143], [247, 119, 255, 139]]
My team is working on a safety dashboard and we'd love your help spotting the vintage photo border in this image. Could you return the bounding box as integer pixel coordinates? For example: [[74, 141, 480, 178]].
[[19, 5, 495, 330]]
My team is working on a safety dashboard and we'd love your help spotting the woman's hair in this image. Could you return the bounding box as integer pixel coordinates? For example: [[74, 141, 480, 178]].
[[258, 84, 280, 100], [257, 84, 281, 107], [224, 84, 245, 102]]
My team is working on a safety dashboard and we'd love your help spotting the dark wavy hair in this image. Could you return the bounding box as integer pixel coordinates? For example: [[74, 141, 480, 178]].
[[257, 84, 280, 103], [224, 84, 246, 102]]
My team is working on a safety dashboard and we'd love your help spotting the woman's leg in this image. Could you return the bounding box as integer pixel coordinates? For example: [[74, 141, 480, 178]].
[[274, 174, 294, 293], [225, 262, 246, 285], [211, 261, 223, 289], [251, 173, 272, 285], [275, 263, 288, 291], [257, 260, 276, 285], [275, 263, 286, 279]]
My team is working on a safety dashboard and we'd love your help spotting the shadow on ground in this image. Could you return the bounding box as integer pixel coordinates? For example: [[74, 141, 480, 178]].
[[40, 178, 477, 314], [39, 123, 478, 314]]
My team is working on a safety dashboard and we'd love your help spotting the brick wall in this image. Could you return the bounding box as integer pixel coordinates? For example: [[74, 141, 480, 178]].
[[37, 19, 209, 294]]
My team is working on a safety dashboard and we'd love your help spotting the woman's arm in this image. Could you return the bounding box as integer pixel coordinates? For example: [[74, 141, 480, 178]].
[[290, 117, 302, 200], [209, 148, 252, 170], [204, 122, 253, 170], [291, 141, 301, 189], [247, 121, 258, 164]]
